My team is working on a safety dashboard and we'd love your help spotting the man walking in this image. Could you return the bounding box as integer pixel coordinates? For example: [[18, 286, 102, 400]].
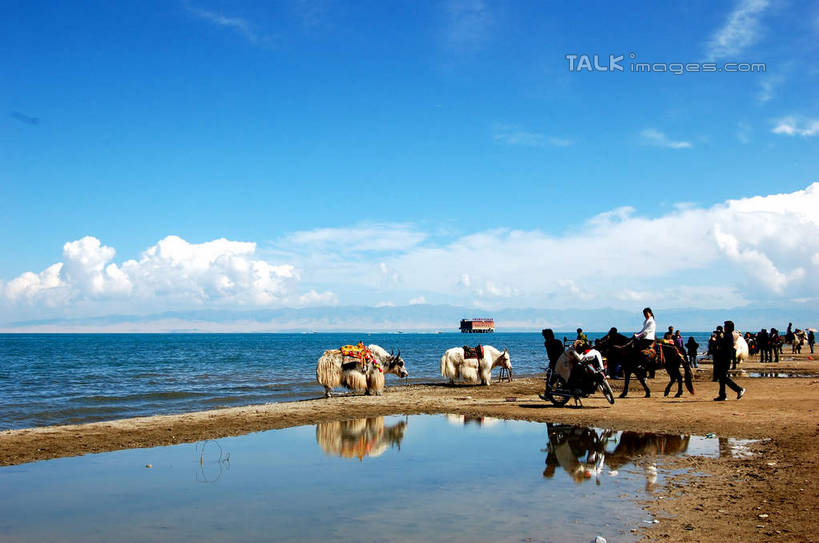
[[758, 328, 770, 362], [714, 320, 745, 402]]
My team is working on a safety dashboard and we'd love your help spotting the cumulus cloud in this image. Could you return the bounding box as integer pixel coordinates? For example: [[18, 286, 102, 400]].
[[3, 185, 818, 318], [640, 129, 692, 149], [2, 235, 297, 309], [298, 289, 338, 306], [705, 0, 770, 60], [4, 263, 65, 304], [772, 116, 819, 137], [288, 183, 818, 310]]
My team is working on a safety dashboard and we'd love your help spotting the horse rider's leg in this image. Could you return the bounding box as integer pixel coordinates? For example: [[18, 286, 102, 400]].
[[619, 371, 631, 398]]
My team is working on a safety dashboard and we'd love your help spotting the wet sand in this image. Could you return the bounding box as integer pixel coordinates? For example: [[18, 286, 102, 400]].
[[2, 352, 818, 542]]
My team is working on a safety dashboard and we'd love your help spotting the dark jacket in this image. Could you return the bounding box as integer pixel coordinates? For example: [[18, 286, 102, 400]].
[[545, 339, 565, 369]]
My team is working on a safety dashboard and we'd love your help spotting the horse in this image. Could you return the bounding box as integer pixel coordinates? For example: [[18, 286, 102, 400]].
[[596, 332, 652, 398], [316, 345, 408, 398], [440, 345, 511, 385], [597, 333, 693, 398]]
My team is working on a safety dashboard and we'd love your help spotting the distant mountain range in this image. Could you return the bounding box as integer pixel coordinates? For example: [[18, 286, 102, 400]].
[[2, 304, 815, 333]]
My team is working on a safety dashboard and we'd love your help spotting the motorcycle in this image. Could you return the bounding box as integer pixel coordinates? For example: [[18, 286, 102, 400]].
[[539, 349, 616, 407]]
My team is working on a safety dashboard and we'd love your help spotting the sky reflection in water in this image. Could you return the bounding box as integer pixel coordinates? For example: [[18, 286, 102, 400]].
[[0, 416, 741, 542]]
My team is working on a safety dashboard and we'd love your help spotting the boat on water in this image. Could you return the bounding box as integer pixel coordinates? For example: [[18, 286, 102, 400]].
[[459, 318, 495, 333]]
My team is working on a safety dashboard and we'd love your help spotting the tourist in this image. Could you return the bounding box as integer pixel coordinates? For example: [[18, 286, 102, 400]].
[[664, 326, 674, 340], [809, 330, 815, 354], [542, 329, 565, 371], [686, 336, 699, 367], [576, 328, 589, 346], [770, 328, 781, 363], [758, 328, 770, 362], [714, 320, 745, 401], [674, 330, 684, 352], [634, 308, 656, 378]]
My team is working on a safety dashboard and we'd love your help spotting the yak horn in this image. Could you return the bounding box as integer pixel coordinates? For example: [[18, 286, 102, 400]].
[[396, 348, 401, 359]]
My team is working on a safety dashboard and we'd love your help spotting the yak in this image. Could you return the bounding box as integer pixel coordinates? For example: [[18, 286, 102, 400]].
[[316, 344, 408, 398]]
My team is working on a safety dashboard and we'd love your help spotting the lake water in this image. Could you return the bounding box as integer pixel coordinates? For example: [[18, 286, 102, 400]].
[[0, 332, 715, 430], [0, 416, 733, 542]]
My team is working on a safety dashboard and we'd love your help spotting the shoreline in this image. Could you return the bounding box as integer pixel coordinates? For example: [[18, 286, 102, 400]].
[[2, 355, 818, 542]]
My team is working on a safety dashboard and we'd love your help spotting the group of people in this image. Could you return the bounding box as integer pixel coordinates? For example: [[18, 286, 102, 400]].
[[545, 308, 745, 402], [715, 322, 816, 363]]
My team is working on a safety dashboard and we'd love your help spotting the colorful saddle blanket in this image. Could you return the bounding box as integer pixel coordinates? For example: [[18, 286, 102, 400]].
[[339, 343, 381, 372], [463, 345, 484, 360]]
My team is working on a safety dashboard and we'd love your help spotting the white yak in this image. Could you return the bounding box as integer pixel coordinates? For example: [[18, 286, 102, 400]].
[[316, 345, 408, 398], [440, 345, 511, 385], [733, 331, 749, 365]]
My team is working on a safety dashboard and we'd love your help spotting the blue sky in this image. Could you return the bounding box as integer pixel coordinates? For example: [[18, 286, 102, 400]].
[[2, 1, 818, 329]]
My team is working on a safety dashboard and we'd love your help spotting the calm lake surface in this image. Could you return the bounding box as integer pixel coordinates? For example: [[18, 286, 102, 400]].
[[0, 332, 715, 430], [0, 416, 737, 543]]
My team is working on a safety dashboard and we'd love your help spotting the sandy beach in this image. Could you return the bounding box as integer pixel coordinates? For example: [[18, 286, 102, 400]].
[[2, 352, 818, 542]]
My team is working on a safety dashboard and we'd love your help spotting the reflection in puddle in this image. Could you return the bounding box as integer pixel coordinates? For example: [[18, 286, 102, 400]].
[[194, 440, 231, 483], [0, 415, 753, 543], [543, 424, 696, 490], [316, 417, 407, 459], [445, 414, 501, 427], [748, 372, 814, 378]]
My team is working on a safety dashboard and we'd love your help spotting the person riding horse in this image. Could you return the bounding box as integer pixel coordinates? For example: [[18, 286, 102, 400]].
[[634, 307, 657, 378]]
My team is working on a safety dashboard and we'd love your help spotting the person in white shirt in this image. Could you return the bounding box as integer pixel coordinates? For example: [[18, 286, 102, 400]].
[[634, 307, 656, 348]]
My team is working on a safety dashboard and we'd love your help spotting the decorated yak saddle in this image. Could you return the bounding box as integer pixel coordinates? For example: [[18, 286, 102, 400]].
[[339, 342, 382, 373], [463, 344, 485, 360]]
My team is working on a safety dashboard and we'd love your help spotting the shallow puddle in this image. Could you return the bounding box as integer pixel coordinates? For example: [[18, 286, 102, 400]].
[[0, 416, 741, 542], [748, 371, 815, 378]]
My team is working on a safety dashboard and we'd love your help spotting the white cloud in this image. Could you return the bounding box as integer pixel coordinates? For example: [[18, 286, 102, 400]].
[[4, 263, 65, 304], [705, 0, 770, 60], [298, 289, 338, 306], [357, 183, 819, 309], [62, 237, 132, 297], [409, 296, 427, 305], [186, 5, 270, 46], [772, 116, 819, 137], [3, 235, 298, 309], [4, 185, 819, 319], [285, 224, 425, 252], [476, 281, 519, 298], [640, 128, 692, 149]]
